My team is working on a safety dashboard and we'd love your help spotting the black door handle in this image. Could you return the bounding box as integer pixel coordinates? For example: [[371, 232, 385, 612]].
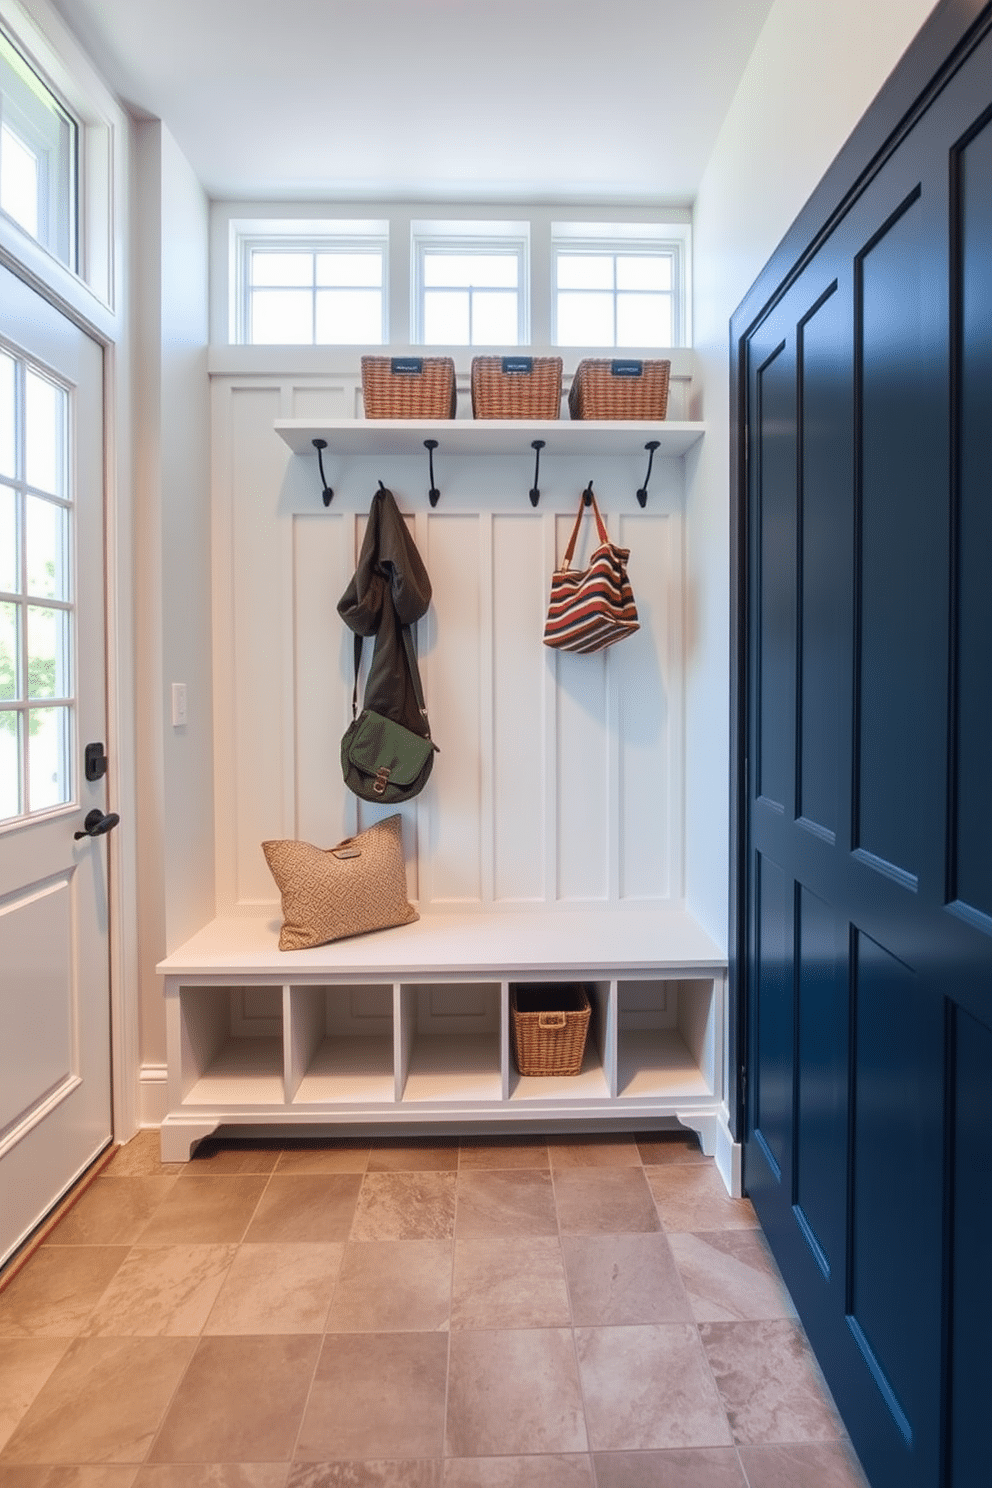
[[74, 808, 120, 840]]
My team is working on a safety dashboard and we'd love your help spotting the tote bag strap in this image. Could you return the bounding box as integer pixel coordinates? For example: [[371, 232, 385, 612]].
[[561, 489, 611, 572], [351, 625, 430, 726]]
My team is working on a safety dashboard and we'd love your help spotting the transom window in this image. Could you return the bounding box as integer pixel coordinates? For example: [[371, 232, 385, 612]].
[[413, 223, 528, 346], [238, 232, 387, 345], [0, 30, 77, 269], [0, 344, 74, 822], [553, 233, 686, 348]]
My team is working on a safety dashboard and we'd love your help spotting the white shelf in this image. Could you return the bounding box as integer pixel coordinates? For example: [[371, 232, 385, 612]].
[[183, 1036, 285, 1107], [273, 417, 704, 460], [293, 1037, 395, 1106]]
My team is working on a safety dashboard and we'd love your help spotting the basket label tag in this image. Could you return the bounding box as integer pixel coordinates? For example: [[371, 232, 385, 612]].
[[391, 357, 424, 375], [610, 359, 644, 377], [502, 356, 533, 374]]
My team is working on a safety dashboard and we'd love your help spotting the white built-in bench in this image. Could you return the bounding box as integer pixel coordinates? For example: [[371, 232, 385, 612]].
[[157, 909, 738, 1193]]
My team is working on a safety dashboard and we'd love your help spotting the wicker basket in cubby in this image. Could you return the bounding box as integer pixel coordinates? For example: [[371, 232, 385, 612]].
[[510, 983, 592, 1077], [471, 356, 563, 419], [568, 358, 670, 420], [361, 356, 457, 419]]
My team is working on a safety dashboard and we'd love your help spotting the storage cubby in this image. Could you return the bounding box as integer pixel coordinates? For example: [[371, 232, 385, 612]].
[[177, 984, 285, 1106], [288, 983, 395, 1105], [398, 981, 502, 1104], [508, 979, 612, 1103], [615, 978, 715, 1100]]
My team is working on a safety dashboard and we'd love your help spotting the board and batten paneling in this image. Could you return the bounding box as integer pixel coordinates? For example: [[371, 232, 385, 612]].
[[212, 376, 686, 914]]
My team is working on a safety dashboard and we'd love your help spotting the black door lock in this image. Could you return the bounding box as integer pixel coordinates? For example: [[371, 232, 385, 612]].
[[85, 742, 108, 782]]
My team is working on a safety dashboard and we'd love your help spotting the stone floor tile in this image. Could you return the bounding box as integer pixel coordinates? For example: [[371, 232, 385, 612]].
[[242, 1175, 361, 1244], [82, 1245, 236, 1337], [635, 1130, 708, 1166], [451, 1236, 569, 1329], [296, 1333, 448, 1460], [668, 1231, 798, 1323], [0, 1338, 71, 1450], [0, 1247, 129, 1338], [445, 1329, 587, 1458], [593, 1447, 747, 1487], [183, 1140, 281, 1175], [368, 1139, 459, 1172], [46, 1180, 179, 1247], [699, 1319, 845, 1445], [562, 1232, 692, 1326], [574, 1324, 733, 1453], [274, 1142, 371, 1174], [1, 1337, 196, 1464], [442, 1457, 593, 1486], [457, 1139, 550, 1170], [134, 1177, 268, 1247], [288, 1462, 440, 1487], [454, 1170, 558, 1239], [736, 1442, 871, 1488], [646, 1165, 760, 1234], [553, 1167, 660, 1235], [350, 1172, 457, 1241], [547, 1135, 643, 1168], [135, 1469, 288, 1488], [149, 1334, 320, 1463], [203, 1243, 341, 1334], [325, 1240, 451, 1332], [1, 1469, 141, 1487], [103, 1131, 185, 1178]]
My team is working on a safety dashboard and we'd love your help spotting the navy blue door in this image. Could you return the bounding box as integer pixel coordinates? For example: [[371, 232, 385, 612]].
[[735, 12, 992, 1488]]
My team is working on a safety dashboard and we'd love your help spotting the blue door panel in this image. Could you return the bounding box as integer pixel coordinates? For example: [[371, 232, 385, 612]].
[[950, 1008, 992, 1485], [752, 851, 793, 1185]]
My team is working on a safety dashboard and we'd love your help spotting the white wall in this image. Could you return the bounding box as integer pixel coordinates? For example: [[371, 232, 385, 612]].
[[133, 121, 213, 1086], [684, 0, 940, 947]]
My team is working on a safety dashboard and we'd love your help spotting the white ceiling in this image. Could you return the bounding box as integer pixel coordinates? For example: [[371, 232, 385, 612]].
[[47, 0, 775, 204]]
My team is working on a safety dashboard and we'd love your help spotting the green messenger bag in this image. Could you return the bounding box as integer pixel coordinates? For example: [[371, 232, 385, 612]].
[[341, 626, 438, 804]]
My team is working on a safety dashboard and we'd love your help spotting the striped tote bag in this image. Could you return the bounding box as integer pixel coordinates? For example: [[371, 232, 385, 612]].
[[543, 490, 639, 653]]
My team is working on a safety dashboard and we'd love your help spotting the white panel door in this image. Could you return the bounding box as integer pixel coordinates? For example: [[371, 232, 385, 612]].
[[0, 264, 112, 1267]]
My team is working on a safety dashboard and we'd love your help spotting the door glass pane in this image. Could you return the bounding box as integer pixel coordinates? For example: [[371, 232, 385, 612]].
[[424, 289, 469, 344], [0, 599, 18, 698], [0, 705, 20, 819], [28, 704, 70, 811], [0, 351, 14, 479], [26, 495, 69, 600], [25, 369, 65, 496], [0, 485, 16, 592], [250, 288, 313, 344], [27, 604, 68, 698], [472, 291, 518, 344]]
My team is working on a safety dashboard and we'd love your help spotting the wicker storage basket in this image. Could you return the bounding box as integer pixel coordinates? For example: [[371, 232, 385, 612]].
[[471, 356, 563, 419], [361, 356, 457, 419], [510, 984, 592, 1077], [568, 358, 671, 421]]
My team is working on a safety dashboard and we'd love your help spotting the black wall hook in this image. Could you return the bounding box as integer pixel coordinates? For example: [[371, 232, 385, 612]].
[[424, 439, 440, 507], [312, 439, 334, 506], [583, 480, 595, 506], [636, 440, 660, 508], [529, 439, 545, 507]]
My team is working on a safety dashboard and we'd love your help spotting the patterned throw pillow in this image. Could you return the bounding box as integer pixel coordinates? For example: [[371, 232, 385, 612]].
[[262, 814, 418, 950]]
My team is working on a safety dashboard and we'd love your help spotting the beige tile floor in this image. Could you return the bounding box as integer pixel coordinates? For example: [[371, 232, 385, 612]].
[[0, 1129, 872, 1487]]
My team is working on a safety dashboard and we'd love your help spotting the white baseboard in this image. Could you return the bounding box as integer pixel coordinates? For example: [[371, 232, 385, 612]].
[[138, 1064, 168, 1127]]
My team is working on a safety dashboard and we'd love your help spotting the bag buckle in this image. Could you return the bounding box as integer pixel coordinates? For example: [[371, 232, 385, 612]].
[[373, 766, 391, 795]]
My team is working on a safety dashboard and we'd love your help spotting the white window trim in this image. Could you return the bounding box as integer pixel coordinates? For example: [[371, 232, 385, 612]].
[[0, 35, 77, 268], [411, 219, 529, 347], [230, 218, 389, 346], [551, 221, 691, 349]]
